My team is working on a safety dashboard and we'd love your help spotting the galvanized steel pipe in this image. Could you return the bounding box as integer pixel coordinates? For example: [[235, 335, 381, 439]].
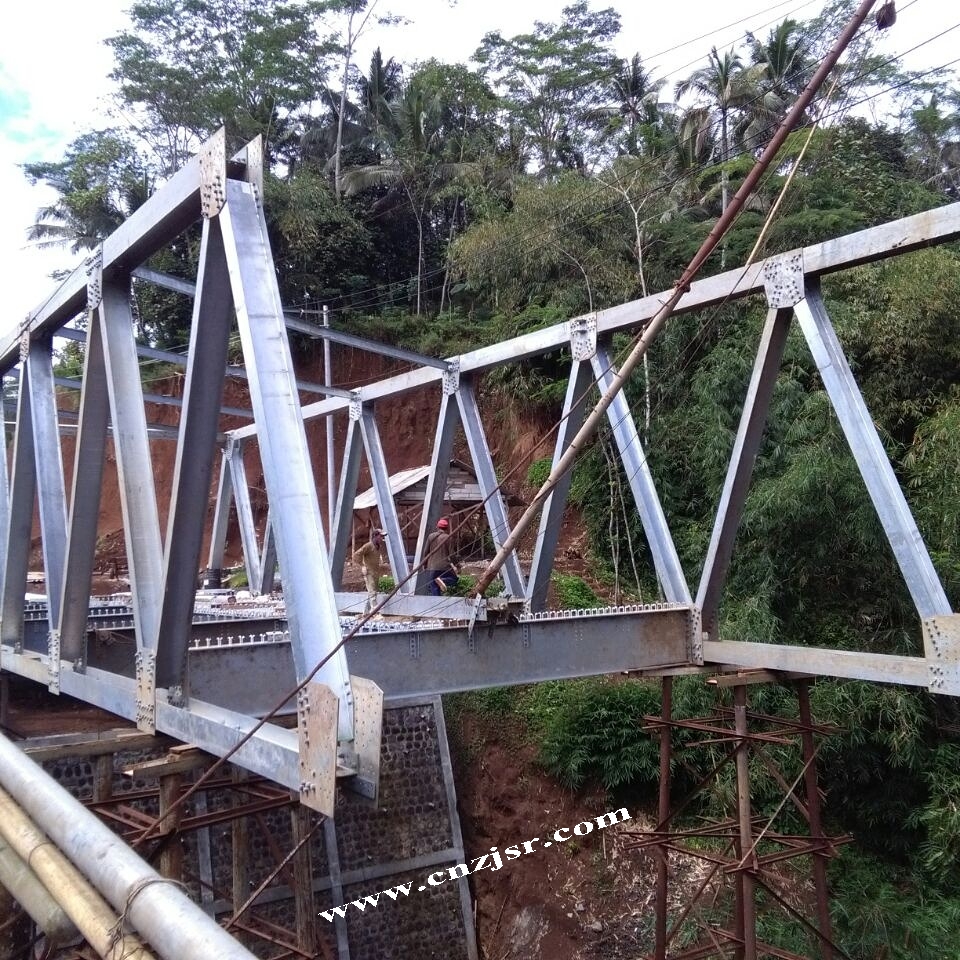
[[0, 834, 77, 946], [0, 734, 257, 960], [0, 789, 150, 959]]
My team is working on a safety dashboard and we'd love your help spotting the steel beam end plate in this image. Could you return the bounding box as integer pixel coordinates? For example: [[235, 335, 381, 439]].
[[85, 247, 104, 311], [443, 359, 461, 396], [200, 130, 227, 219], [347, 675, 383, 805], [47, 630, 61, 694], [569, 314, 598, 362], [297, 681, 338, 817], [135, 648, 157, 733], [923, 614, 960, 695], [762, 252, 804, 308]]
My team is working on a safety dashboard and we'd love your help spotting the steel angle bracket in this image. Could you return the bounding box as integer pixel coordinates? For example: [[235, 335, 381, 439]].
[[135, 648, 157, 733], [199, 128, 227, 219], [569, 313, 598, 361], [922, 614, 960, 695], [762, 251, 804, 308], [347, 675, 384, 804], [47, 630, 61, 694], [297, 681, 339, 817]]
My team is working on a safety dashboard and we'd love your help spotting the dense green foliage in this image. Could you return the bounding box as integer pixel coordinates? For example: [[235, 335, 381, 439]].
[[25, 1, 960, 954]]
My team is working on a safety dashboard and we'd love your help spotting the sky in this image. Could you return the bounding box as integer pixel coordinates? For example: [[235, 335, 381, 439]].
[[1, 0, 957, 330]]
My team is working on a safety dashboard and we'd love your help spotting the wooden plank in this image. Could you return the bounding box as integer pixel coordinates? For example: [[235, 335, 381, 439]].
[[22, 729, 162, 762], [709, 670, 813, 687], [94, 754, 114, 803], [158, 773, 184, 880], [290, 804, 316, 955], [123, 746, 210, 778]]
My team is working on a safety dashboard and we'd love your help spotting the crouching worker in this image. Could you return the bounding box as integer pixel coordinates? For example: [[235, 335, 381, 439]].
[[353, 528, 386, 612], [426, 517, 460, 595]]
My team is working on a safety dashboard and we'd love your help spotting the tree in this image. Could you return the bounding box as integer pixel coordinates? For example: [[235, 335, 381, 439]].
[[451, 172, 635, 316], [742, 19, 813, 149], [341, 63, 501, 315], [107, 0, 345, 170], [473, 2, 621, 177], [592, 53, 672, 158], [907, 92, 960, 199], [23, 130, 151, 253], [329, 2, 405, 197], [676, 47, 764, 267]]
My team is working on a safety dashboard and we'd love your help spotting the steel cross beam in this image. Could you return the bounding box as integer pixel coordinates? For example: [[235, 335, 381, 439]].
[[131, 265, 447, 372]]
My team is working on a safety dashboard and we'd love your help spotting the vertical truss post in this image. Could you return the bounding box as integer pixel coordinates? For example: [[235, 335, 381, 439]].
[[413, 372, 459, 594], [734, 684, 757, 960], [330, 398, 363, 590], [590, 344, 691, 604], [797, 681, 833, 958], [795, 282, 950, 619], [456, 377, 525, 598], [206, 449, 233, 581], [156, 217, 234, 691], [697, 306, 793, 634], [220, 177, 352, 737], [1, 347, 36, 649], [227, 440, 263, 592], [27, 337, 68, 626], [655, 676, 673, 960], [527, 360, 594, 611], [358, 405, 409, 584], [58, 308, 110, 665], [98, 281, 164, 654], [231, 769, 249, 916]]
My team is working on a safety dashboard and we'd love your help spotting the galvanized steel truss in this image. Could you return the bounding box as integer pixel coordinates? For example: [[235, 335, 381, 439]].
[[1, 131, 959, 822]]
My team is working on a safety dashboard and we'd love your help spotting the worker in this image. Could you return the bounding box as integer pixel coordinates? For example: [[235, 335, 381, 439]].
[[426, 517, 460, 595], [353, 528, 386, 612]]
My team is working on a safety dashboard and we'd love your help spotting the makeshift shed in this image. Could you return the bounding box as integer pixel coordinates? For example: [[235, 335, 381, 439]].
[[352, 459, 506, 559]]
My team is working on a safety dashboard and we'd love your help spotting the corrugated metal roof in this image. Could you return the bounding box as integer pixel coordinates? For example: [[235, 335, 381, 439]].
[[353, 465, 432, 510], [353, 461, 480, 511]]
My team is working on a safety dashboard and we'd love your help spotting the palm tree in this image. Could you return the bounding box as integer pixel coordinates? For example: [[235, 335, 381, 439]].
[[341, 79, 463, 313], [597, 54, 672, 156], [676, 48, 763, 265], [358, 47, 403, 141], [741, 19, 814, 149], [24, 132, 151, 253]]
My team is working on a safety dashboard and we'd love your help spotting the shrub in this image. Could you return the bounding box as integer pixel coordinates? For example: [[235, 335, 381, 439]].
[[529, 678, 662, 792], [552, 573, 602, 609]]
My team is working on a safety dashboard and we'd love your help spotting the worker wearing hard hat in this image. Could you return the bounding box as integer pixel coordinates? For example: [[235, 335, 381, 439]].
[[425, 518, 460, 595]]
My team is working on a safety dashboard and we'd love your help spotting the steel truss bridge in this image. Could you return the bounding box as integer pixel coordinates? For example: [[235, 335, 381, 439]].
[[1, 130, 959, 958]]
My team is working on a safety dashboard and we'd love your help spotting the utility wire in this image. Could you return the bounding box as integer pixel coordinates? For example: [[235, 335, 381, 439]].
[[307, 19, 955, 320]]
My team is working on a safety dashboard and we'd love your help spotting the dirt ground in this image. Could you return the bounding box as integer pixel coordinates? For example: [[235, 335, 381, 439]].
[[449, 708, 669, 960]]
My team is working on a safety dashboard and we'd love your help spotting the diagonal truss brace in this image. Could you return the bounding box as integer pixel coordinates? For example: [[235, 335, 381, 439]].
[[591, 344, 690, 604]]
